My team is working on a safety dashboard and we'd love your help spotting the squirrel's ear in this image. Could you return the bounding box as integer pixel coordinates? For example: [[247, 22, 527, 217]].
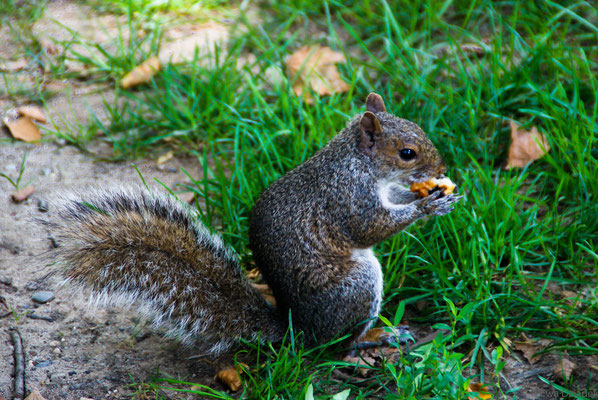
[[359, 111, 383, 156], [366, 93, 386, 113]]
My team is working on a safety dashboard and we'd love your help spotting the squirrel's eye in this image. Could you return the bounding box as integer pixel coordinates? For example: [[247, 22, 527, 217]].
[[399, 148, 417, 161]]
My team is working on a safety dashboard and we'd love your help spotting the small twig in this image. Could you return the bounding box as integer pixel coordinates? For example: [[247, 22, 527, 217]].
[[10, 328, 25, 400], [27, 313, 54, 322]]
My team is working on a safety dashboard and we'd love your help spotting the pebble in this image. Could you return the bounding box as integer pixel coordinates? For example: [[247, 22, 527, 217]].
[[49, 236, 59, 248], [34, 360, 53, 368], [37, 199, 49, 212], [49, 340, 60, 347], [52, 347, 61, 354], [0, 276, 13, 286], [32, 291, 55, 304]]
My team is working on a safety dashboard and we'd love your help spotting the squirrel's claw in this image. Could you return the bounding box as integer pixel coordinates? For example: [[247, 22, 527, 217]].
[[417, 192, 462, 217]]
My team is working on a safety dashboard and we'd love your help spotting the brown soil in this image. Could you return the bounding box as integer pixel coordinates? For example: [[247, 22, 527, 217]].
[[0, 142, 219, 400]]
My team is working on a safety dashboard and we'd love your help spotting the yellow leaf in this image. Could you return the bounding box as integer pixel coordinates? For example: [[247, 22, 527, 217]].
[[467, 382, 492, 399], [120, 56, 161, 89]]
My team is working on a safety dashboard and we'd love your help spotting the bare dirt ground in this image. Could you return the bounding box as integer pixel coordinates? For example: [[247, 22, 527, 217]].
[[0, 2, 234, 399], [0, 142, 220, 400]]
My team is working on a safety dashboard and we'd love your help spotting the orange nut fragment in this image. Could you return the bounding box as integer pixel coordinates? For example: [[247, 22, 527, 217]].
[[410, 177, 456, 198]]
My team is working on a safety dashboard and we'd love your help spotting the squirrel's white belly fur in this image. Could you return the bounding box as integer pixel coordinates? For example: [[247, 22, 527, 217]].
[[350, 248, 383, 334]]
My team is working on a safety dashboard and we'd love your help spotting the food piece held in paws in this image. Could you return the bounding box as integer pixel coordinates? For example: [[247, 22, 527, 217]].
[[410, 177, 456, 198]]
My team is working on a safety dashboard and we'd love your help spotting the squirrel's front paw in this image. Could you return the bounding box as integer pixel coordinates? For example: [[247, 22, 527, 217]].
[[417, 191, 462, 217]]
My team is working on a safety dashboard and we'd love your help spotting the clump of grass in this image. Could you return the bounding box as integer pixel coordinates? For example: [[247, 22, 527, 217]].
[[86, 0, 228, 16], [0, 0, 47, 23]]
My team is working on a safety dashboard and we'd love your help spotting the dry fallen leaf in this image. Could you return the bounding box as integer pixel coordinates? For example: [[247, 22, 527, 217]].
[[157, 150, 174, 165], [120, 56, 161, 89], [505, 120, 550, 169], [24, 391, 47, 400], [467, 382, 492, 400], [514, 340, 540, 364], [17, 105, 47, 123], [159, 22, 229, 65], [342, 354, 377, 377], [560, 290, 583, 308], [3, 109, 42, 143], [216, 363, 248, 392], [11, 186, 35, 203], [553, 358, 576, 381], [286, 45, 350, 104], [514, 336, 552, 364], [251, 282, 276, 306], [246, 268, 261, 280]]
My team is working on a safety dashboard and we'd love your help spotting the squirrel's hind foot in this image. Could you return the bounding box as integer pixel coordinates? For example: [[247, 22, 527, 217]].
[[353, 325, 413, 351]]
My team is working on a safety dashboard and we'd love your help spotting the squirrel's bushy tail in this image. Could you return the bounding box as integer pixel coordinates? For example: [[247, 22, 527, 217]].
[[48, 188, 285, 354]]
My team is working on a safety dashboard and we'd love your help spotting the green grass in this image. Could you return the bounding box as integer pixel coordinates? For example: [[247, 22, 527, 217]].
[[86, 0, 228, 16], [25, 0, 598, 398], [0, 0, 47, 23]]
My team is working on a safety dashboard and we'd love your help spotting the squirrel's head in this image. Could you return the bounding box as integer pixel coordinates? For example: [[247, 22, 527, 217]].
[[357, 93, 446, 183]]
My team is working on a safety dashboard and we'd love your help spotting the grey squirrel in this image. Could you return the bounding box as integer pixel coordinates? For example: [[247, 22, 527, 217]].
[[49, 93, 460, 355]]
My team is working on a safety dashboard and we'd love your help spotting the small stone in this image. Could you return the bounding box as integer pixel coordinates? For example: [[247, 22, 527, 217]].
[[34, 360, 53, 368], [48, 236, 58, 249], [49, 340, 60, 347], [52, 347, 61, 354], [32, 291, 55, 304], [40, 168, 52, 176], [0, 276, 13, 286], [37, 199, 49, 212], [25, 281, 41, 291]]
